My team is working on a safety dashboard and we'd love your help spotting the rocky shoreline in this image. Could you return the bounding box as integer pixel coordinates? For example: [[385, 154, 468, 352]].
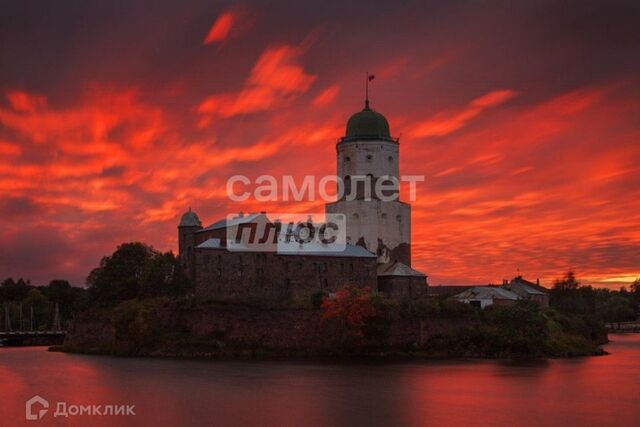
[[54, 297, 608, 360]]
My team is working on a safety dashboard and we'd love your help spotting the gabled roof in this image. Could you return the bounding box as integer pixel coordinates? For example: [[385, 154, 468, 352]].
[[198, 213, 263, 233], [452, 286, 520, 301], [509, 281, 547, 296], [377, 261, 426, 277], [510, 276, 548, 294]]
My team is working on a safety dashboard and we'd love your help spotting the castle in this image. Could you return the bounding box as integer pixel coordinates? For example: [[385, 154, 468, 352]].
[[178, 98, 427, 302]]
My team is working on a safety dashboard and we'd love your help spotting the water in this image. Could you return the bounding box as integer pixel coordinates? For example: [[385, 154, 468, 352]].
[[1, 335, 639, 427]]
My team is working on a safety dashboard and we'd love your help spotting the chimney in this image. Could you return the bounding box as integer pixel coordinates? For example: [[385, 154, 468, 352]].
[[536, 278, 540, 286], [237, 211, 244, 218]]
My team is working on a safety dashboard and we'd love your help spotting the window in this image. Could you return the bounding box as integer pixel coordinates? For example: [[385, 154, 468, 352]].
[[388, 156, 393, 163], [366, 154, 373, 161], [345, 156, 351, 162]]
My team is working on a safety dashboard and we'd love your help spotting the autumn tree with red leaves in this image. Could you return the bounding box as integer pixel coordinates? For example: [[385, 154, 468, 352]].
[[321, 285, 385, 347]]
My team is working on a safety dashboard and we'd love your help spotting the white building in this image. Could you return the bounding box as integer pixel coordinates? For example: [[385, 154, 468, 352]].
[[451, 286, 520, 309], [325, 99, 412, 267]]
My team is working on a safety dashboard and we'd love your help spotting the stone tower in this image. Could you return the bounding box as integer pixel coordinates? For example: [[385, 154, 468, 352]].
[[178, 208, 202, 282], [326, 99, 411, 266]]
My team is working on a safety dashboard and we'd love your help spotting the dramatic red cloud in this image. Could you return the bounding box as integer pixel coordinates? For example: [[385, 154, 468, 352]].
[[1, 2, 638, 289], [409, 89, 518, 138], [203, 11, 235, 45], [313, 85, 340, 106], [5, 90, 47, 113], [202, 6, 253, 46], [197, 45, 317, 125]]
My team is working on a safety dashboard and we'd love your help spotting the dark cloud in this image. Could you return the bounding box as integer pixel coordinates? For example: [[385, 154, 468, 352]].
[[0, 0, 638, 287]]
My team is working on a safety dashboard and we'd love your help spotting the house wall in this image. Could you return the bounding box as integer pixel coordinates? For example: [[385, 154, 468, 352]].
[[377, 276, 427, 299]]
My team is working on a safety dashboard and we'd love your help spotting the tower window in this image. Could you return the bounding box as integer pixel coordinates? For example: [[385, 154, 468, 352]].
[[381, 213, 387, 219], [388, 156, 393, 163], [396, 215, 402, 221], [366, 155, 373, 161], [345, 156, 351, 162]]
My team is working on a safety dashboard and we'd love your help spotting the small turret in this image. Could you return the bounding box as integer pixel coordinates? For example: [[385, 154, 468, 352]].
[[178, 208, 202, 282]]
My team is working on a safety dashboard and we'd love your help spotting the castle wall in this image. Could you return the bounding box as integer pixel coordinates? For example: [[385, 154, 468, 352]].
[[194, 249, 377, 303], [377, 275, 427, 299]]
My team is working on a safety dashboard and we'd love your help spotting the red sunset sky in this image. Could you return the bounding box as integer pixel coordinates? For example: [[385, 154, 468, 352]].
[[0, 1, 638, 288]]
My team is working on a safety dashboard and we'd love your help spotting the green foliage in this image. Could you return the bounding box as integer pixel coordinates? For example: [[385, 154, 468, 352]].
[[87, 242, 190, 307], [553, 271, 580, 291], [1, 277, 31, 301], [550, 271, 638, 322], [0, 277, 86, 330], [112, 300, 162, 355], [482, 301, 548, 357], [631, 278, 640, 302], [23, 289, 52, 330], [87, 242, 158, 306], [409, 297, 478, 320], [602, 296, 636, 322], [310, 291, 327, 309], [140, 252, 190, 298]]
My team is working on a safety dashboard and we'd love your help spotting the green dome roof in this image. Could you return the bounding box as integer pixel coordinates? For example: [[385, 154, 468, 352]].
[[345, 103, 391, 139], [179, 208, 202, 227]]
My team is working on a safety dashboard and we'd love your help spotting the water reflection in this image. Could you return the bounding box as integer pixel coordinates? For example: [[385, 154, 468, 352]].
[[1, 335, 639, 426]]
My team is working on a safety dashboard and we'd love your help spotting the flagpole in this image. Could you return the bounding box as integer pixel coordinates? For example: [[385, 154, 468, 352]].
[[365, 72, 369, 108]]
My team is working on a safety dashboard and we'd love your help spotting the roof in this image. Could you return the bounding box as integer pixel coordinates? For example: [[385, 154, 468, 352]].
[[195, 239, 376, 258], [179, 208, 202, 227], [344, 103, 393, 141], [452, 286, 520, 301], [510, 276, 548, 294], [509, 281, 547, 296], [427, 285, 475, 297], [196, 238, 222, 249], [198, 213, 263, 233], [279, 243, 375, 258], [377, 261, 426, 277]]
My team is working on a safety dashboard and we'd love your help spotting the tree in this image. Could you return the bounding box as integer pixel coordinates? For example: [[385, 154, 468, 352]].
[[139, 251, 190, 298], [42, 279, 86, 321], [321, 285, 383, 346], [602, 295, 637, 322], [553, 271, 580, 291], [23, 289, 51, 330], [1, 277, 31, 301], [484, 300, 548, 357], [631, 278, 640, 302], [87, 242, 158, 306]]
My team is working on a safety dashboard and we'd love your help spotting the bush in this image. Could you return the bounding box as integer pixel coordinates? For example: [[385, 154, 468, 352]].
[[310, 291, 327, 309], [321, 285, 387, 347], [112, 300, 163, 355]]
